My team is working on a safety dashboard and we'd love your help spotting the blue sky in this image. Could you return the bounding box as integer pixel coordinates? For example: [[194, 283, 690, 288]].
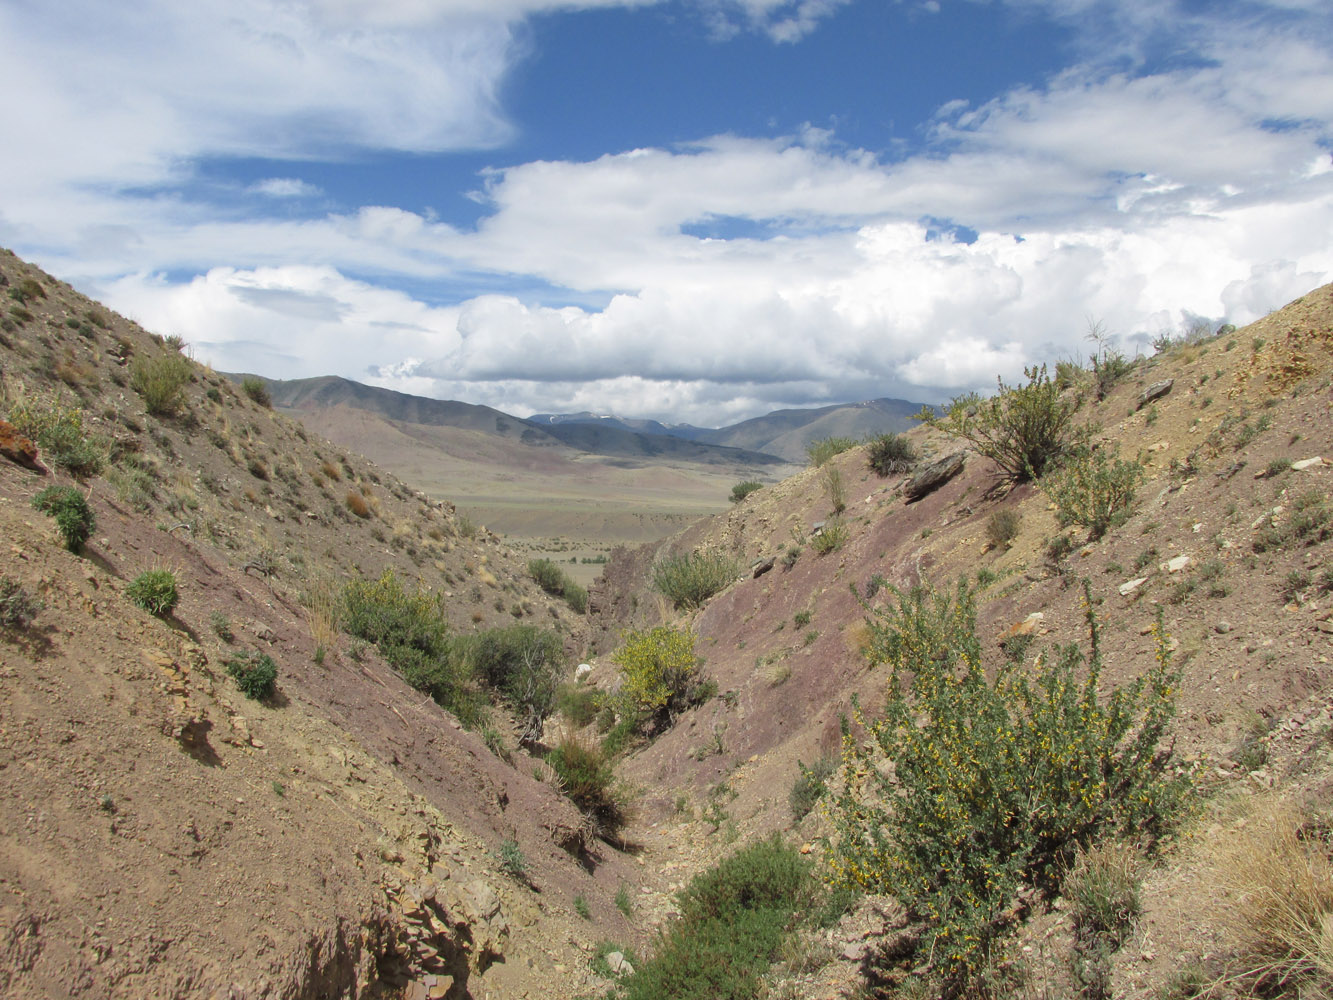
[[1, 0, 1330, 425]]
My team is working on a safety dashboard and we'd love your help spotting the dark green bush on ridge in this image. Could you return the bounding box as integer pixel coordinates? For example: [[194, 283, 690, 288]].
[[866, 432, 917, 476], [730, 480, 762, 503], [920, 364, 1091, 482], [32, 484, 95, 552]]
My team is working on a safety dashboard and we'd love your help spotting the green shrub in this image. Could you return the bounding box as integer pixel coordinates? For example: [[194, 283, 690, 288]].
[[528, 558, 589, 614], [547, 735, 624, 834], [730, 480, 762, 503], [342, 569, 481, 726], [226, 650, 278, 700], [1040, 447, 1145, 539], [209, 611, 233, 642], [1091, 350, 1133, 400], [826, 579, 1187, 989], [557, 683, 600, 727], [866, 432, 917, 476], [986, 508, 1022, 548], [462, 624, 564, 742], [789, 755, 837, 822], [0, 576, 43, 629], [613, 626, 698, 721], [241, 376, 271, 407], [822, 465, 846, 514], [31, 485, 95, 552], [614, 837, 813, 1000], [6, 395, 105, 476], [919, 364, 1090, 482], [652, 548, 739, 609], [810, 517, 847, 554], [574, 895, 591, 919], [496, 838, 528, 882], [130, 351, 193, 416], [806, 436, 856, 467], [127, 569, 179, 616], [9, 278, 46, 303]]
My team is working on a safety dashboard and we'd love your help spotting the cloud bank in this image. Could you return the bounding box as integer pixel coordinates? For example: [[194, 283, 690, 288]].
[[2, 0, 1331, 425]]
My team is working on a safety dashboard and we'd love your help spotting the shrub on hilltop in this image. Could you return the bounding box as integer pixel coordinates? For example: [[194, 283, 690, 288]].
[[919, 364, 1090, 482]]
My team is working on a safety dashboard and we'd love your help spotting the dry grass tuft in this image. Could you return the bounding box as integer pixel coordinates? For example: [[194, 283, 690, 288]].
[[345, 491, 371, 519], [1211, 796, 1333, 994]]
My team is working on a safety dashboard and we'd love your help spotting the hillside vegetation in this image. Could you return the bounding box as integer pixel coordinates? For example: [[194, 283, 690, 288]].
[[4, 239, 1333, 1000]]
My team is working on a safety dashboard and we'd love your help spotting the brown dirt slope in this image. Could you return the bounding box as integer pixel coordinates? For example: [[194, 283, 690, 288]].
[[0, 248, 643, 1000], [587, 283, 1333, 997]]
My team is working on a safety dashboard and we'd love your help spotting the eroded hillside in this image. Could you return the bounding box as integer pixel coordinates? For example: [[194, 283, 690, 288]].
[[583, 285, 1333, 998], [0, 248, 643, 1000]]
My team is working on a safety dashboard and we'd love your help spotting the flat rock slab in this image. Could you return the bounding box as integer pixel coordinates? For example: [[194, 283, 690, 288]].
[[905, 451, 966, 502], [1138, 379, 1174, 409]]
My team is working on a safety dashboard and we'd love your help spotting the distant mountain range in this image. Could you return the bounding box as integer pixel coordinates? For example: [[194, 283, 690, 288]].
[[529, 397, 930, 463], [251, 375, 931, 465]]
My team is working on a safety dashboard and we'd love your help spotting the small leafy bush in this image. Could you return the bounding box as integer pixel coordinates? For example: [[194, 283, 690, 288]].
[[652, 548, 739, 609], [866, 432, 917, 476], [342, 569, 481, 726], [806, 436, 857, 467], [613, 626, 699, 722], [226, 650, 278, 700], [1041, 447, 1145, 539], [986, 508, 1022, 548], [556, 683, 600, 727], [528, 558, 588, 614], [919, 364, 1090, 482], [6, 395, 105, 476], [241, 376, 271, 407], [811, 517, 847, 554], [209, 611, 233, 642], [730, 480, 762, 503], [0, 576, 43, 630], [546, 735, 624, 834], [826, 579, 1187, 989], [462, 624, 564, 743], [789, 755, 837, 822], [31, 485, 95, 552], [497, 838, 528, 882], [130, 351, 193, 416], [127, 569, 179, 616]]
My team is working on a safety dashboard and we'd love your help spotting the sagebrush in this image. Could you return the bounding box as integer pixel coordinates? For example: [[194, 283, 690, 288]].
[[653, 548, 738, 609]]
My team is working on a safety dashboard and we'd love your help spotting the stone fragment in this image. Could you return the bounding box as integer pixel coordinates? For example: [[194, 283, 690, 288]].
[[0, 420, 44, 471], [1162, 555, 1191, 573], [1215, 621, 1232, 634], [1138, 379, 1174, 409], [998, 612, 1044, 647], [1119, 577, 1148, 597], [751, 556, 776, 578], [606, 951, 634, 976], [904, 451, 966, 502], [1293, 457, 1328, 471]]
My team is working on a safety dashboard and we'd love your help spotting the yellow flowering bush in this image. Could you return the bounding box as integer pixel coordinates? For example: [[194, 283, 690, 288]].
[[612, 626, 698, 720], [825, 579, 1188, 988]]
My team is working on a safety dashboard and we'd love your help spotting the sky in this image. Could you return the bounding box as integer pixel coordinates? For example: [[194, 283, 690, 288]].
[[1, 0, 1330, 427]]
